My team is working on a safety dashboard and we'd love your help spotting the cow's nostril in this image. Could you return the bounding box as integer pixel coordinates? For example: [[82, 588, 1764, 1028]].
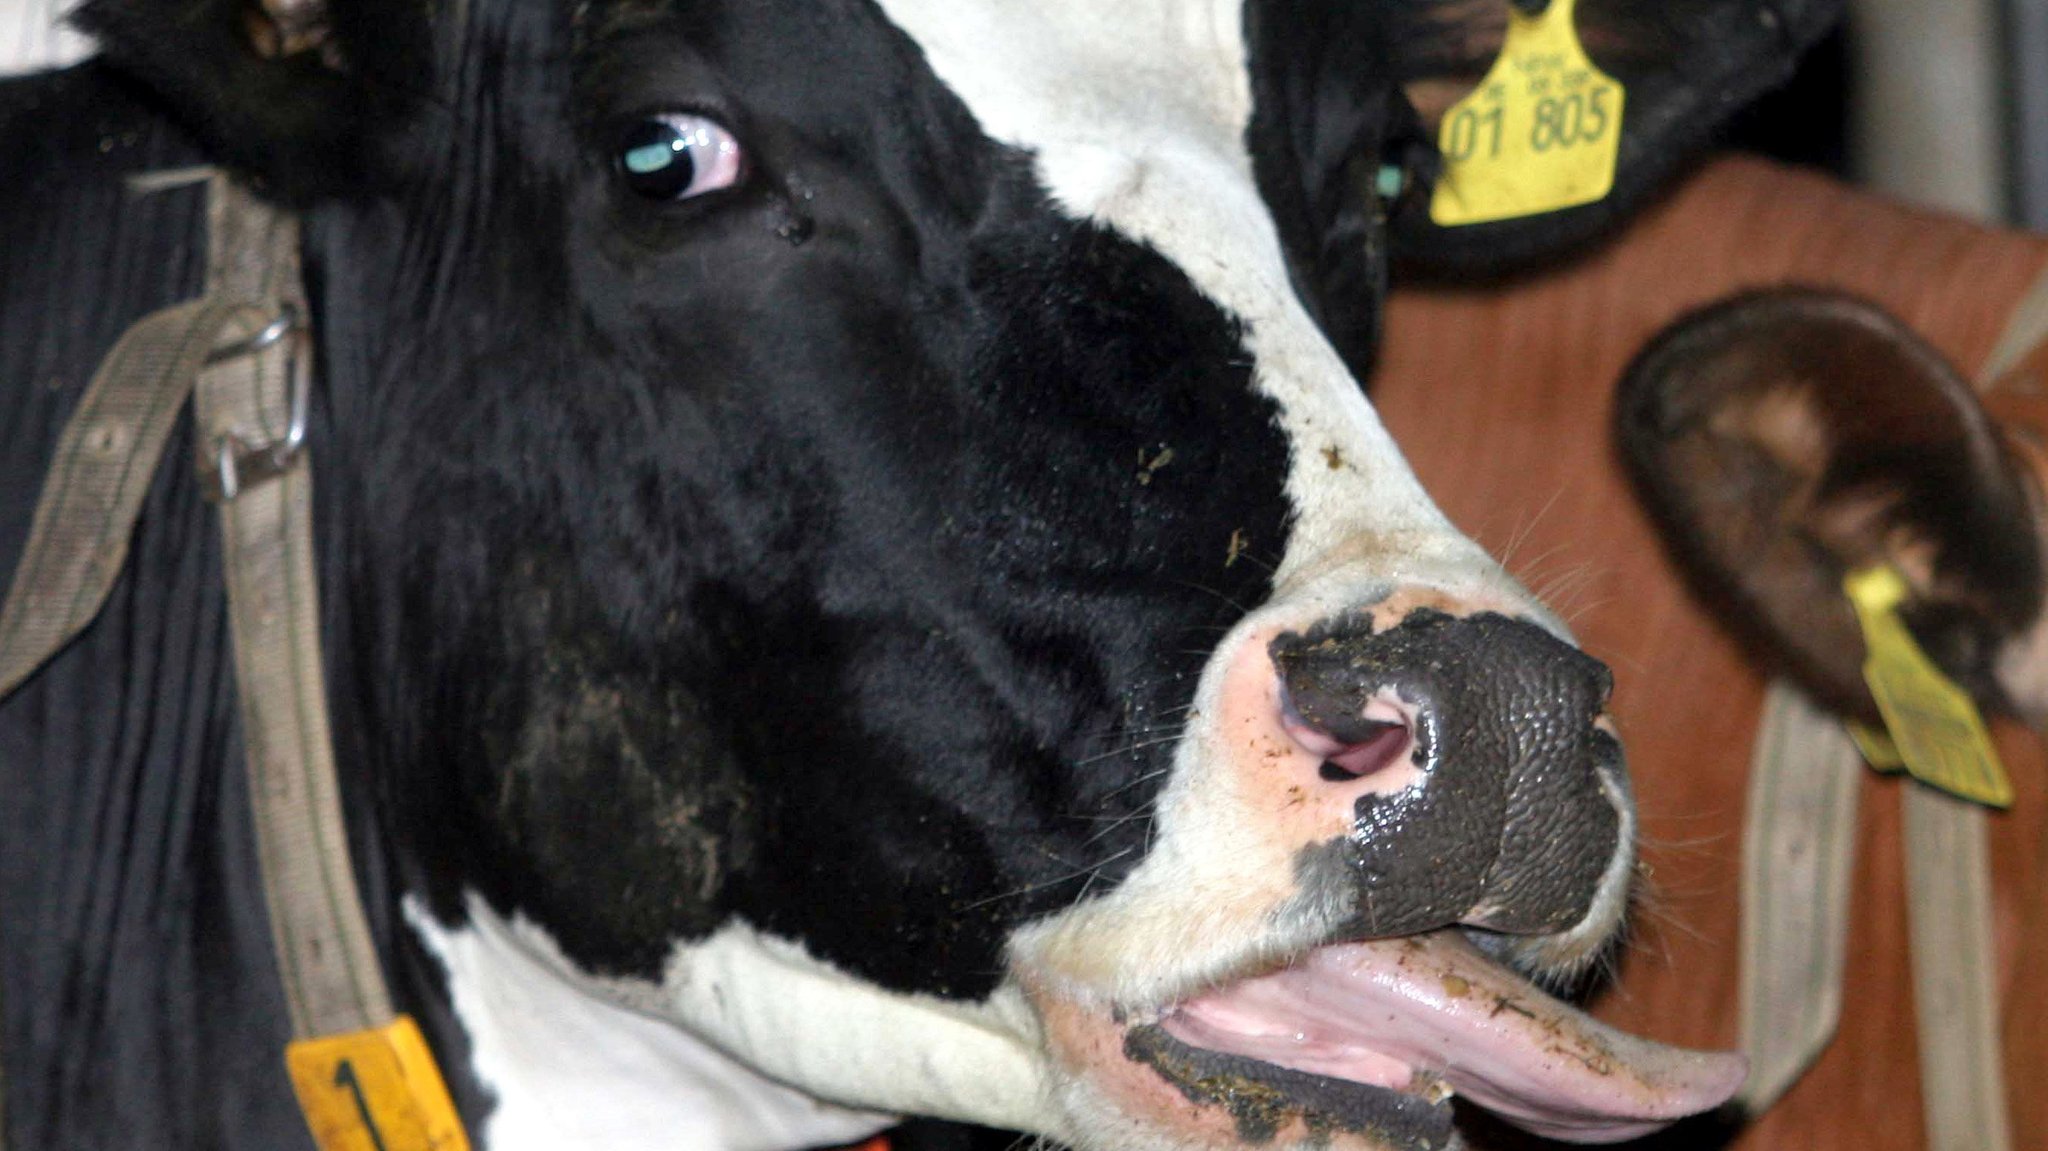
[[1316, 722, 1408, 780], [1263, 609, 1622, 940], [1278, 679, 1414, 781]]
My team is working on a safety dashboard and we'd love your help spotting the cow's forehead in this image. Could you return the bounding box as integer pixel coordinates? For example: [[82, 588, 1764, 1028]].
[[871, 0, 1255, 298], [876, 0, 1504, 607]]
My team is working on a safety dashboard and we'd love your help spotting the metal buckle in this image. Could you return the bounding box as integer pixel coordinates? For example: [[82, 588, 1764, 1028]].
[[202, 304, 308, 503], [206, 307, 298, 366]]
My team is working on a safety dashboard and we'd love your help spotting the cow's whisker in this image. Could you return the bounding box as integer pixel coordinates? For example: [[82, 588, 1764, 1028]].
[[1094, 767, 1173, 802], [956, 847, 1137, 911], [1076, 810, 1153, 849], [1492, 484, 1569, 571]]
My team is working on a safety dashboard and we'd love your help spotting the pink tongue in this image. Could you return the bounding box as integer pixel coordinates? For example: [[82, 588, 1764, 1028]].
[[1160, 931, 1746, 1143]]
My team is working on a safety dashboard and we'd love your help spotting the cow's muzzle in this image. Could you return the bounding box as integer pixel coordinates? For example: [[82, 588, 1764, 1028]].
[[1271, 608, 1622, 939], [1014, 595, 1735, 1151]]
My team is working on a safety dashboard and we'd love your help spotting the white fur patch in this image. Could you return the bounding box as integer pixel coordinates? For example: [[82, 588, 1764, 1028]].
[[406, 897, 896, 1151], [648, 924, 1058, 1135], [1, 0, 93, 77]]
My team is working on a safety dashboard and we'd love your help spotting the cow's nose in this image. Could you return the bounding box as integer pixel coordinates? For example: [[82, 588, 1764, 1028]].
[[1276, 675, 1421, 786], [1269, 608, 1622, 939]]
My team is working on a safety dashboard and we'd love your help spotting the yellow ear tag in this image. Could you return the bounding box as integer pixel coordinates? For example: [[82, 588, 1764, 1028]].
[[1428, 0, 1625, 227], [285, 1016, 471, 1151], [1844, 566, 2014, 808], [1846, 718, 1907, 771]]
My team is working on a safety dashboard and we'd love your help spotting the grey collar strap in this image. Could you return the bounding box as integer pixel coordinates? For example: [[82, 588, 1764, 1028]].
[[0, 175, 448, 1150], [197, 175, 395, 1037]]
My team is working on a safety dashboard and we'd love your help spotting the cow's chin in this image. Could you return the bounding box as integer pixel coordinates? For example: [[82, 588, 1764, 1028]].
[[1028, 929, 1747, 1151]]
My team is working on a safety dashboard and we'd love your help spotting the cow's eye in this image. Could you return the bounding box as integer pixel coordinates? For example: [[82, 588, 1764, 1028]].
[[616, 114, 746, 201]]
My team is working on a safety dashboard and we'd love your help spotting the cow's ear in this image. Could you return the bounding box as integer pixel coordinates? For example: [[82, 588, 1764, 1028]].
[[1385, 0, 1840, 273], [1616, 289, 2044, 720], [74, 0, 428, 201], [1243, 4, 1432, 375]]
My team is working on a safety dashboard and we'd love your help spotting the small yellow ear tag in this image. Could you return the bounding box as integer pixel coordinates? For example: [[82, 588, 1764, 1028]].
[[1428, 0, 1625, 227], [1846, 718, 1906, 771], [1844, 566, 2014, 808], [285, 1016, 471, 1151]]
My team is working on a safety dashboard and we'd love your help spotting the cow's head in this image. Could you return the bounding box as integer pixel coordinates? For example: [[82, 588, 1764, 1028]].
[[80, 1, 1834, 1147]]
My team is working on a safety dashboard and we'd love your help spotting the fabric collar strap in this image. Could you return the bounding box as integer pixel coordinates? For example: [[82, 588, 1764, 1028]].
[[198, 174, 397, 1040], [0, 175, 459, 1150]]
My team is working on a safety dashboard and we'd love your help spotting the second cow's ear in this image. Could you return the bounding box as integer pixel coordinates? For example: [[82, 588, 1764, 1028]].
[[1616, 289, 2044, 720], [1384, 0, 1841, 274], [75, 0, 429, 202]]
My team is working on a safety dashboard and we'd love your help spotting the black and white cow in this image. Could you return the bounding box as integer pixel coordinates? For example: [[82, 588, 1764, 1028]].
[[0, 2, 1837, 1149]]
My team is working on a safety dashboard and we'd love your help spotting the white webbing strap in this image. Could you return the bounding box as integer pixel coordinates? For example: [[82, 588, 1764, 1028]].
[[0, 297, 238, 697], [1734, 682, 1864, 1114], [1978, 262, 2048, 386], [1891, 256, 2048, 1151], [1902, 786, 2011, 1151]]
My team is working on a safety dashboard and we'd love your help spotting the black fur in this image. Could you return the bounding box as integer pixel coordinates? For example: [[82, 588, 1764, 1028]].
[[71, 0, 430, 203], [290, 0, 1297, 994], [5, 1, 1294, 1143]]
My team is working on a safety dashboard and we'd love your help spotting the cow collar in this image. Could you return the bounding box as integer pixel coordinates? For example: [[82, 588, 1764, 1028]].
[[0, 173, 464, 1151]]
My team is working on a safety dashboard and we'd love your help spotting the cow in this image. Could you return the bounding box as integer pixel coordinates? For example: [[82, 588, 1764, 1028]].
[[1370, 153, 2048, 1150], [0, 4, 1838, 1151]]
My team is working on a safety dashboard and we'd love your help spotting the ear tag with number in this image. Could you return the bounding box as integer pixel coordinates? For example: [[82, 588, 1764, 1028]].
[[1428, 0, 1625, 227], [285, 1016, 471, 1151], [1844, 566, 2014, 808]]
